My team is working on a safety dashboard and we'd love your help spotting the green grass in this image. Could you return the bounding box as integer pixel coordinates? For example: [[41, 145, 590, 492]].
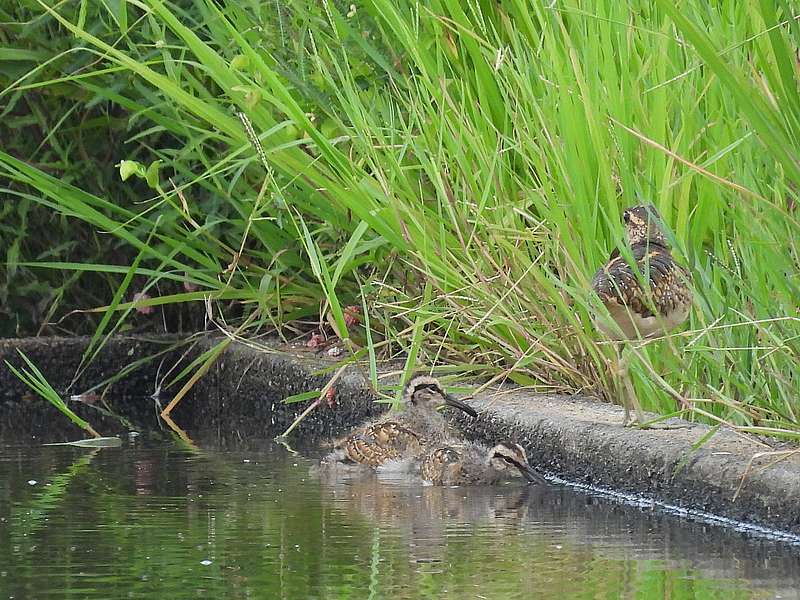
[[5, 349, 101, 438], [1, 1, 799, 436]]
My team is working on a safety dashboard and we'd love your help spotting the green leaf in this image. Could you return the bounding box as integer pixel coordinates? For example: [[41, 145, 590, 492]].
[[119, 159, 144, 181], [5, 351, 99, 436], [145, 160, 162, 189], [282, 390, 320, 404], [230, 54, 249, 70]]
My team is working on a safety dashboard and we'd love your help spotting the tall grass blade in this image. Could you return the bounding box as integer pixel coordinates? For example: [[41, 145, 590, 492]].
[[5, 350, 101, 438]]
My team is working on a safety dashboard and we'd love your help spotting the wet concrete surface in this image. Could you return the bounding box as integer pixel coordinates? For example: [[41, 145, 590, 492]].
[[1, 334, 799, 537]]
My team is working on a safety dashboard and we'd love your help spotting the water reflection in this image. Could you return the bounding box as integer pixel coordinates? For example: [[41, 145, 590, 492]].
[[319, 467, 800, 598], [1, 436, 798, 599]]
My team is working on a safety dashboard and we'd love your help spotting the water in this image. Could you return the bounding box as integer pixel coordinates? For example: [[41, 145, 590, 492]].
[[2, 433, 800, 599]]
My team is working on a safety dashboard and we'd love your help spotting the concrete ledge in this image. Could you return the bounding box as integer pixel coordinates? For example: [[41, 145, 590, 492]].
[[456, 393, 800, 537], [1, 335, 799, 537], [0, 335, 382, 441]]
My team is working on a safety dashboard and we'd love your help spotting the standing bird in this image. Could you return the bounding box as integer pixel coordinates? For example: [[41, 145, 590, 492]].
[[420, 440, 548, 486], [591, 205, 692, 425], [323, 374, 478, 469]]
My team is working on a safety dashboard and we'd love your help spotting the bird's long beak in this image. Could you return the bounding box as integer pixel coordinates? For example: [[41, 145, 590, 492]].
[[443, 394, 478, 418], [511, 459, 548, 485]]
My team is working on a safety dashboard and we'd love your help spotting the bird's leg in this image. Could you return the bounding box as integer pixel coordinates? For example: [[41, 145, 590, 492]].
[[616, 344, 645, 427], [615, 346, 631, 426]]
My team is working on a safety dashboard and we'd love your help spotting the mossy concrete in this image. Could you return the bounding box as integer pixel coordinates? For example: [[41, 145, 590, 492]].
[[2, 335, 799, 536]]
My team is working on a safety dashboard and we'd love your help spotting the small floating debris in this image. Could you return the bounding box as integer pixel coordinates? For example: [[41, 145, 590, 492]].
[[43, 437, 122, 448], [69, 392, 101, 405], [200, 559, 213, 566], [27, 480, 37, 486]]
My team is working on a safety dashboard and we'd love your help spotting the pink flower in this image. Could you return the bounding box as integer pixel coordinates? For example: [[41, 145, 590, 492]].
[[133, 292, 155, 315], [324, 386, 337, 409], [344, 305, 361, 327], [307, 332, 325, 348]]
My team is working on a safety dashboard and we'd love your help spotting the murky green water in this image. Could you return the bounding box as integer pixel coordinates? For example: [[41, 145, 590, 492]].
[[2, 433, 799, 599]]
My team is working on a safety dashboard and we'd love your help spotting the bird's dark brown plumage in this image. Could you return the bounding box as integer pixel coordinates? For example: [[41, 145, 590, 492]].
[[325, 375, 476, 469], [342, 422, 422, 468], [420, 441, 547, 486], [420, 447, 463, 484], [592, 206, 692, 340]]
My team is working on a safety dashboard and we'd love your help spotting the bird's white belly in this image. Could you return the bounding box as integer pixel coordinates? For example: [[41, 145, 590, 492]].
[[595, 302, 690, 341]]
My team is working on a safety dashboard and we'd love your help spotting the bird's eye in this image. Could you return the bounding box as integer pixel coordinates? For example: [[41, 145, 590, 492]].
[[622, 211, 631, 224]]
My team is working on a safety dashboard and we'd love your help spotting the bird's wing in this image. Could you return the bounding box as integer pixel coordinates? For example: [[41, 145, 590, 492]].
[[343, 421, 421, 467], [592, 245, 689, 318], [420, 446, 463, 484]]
